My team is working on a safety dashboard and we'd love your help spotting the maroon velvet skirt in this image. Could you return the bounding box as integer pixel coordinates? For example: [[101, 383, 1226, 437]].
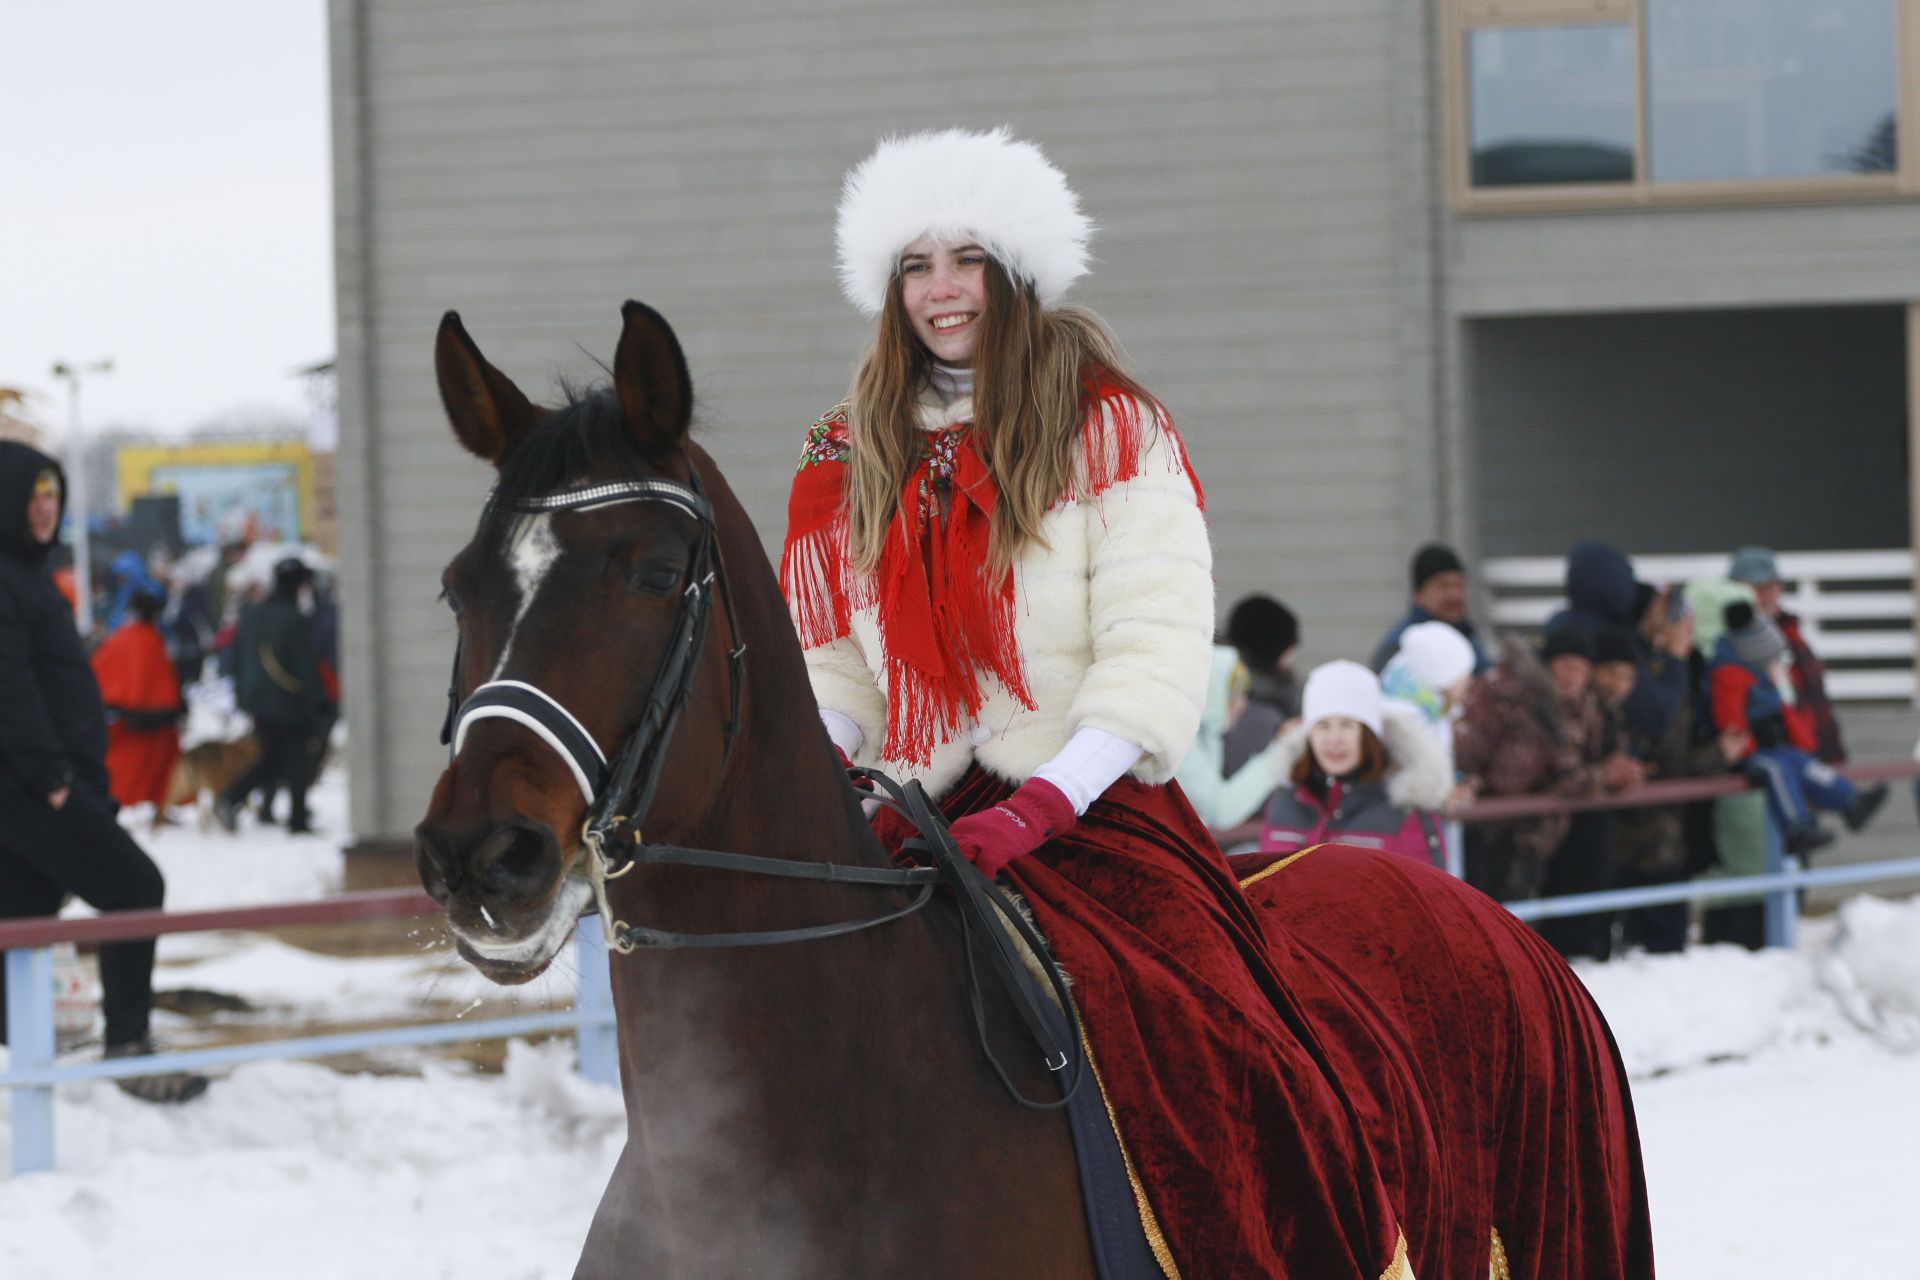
[[879, 766, 1652, 1279]]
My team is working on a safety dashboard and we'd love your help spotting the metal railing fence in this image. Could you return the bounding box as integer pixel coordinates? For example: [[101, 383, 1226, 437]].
[[1, 891, 616, 1177]]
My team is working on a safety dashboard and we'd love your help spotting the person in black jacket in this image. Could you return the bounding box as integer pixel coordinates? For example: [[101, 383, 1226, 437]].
[[216, 557, 328, 834], [0, 443, 206, 1103]]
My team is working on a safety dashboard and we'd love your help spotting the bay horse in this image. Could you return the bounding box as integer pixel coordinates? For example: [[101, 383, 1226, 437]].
[[415, 302, 1653, 1279]]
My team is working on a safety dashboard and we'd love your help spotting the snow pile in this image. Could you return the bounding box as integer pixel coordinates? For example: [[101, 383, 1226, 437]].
[[1574, 944, 1855, 1076], [1820, 894, 1920, 1050], [0, 1043, 623, 1280]]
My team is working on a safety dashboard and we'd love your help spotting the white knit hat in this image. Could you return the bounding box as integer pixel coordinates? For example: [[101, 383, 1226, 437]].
[[835, 127, 1093, 317], [1394, 622, 1477, 692], [1302, 660, 1383, 737]]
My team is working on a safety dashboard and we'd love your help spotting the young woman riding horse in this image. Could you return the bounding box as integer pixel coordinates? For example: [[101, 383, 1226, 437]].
[[783, 127, 1421, 1275], [415, 130, 1652, 1279]]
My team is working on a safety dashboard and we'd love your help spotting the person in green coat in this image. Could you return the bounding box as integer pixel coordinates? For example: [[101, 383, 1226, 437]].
[[217, 557, 328, 834]]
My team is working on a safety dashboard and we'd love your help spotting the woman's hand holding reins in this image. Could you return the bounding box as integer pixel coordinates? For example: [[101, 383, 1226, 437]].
[[947, 777, 1077, 878]]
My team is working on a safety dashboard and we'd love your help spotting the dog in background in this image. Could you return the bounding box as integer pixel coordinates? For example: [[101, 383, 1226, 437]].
[[167, 736, 259, 831]]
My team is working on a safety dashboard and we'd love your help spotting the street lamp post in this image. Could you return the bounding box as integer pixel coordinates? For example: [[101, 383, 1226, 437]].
[[49, 359, 112, 636]]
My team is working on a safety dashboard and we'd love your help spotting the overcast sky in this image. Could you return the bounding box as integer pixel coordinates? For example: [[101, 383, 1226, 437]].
[[1, 2, 333, 439]]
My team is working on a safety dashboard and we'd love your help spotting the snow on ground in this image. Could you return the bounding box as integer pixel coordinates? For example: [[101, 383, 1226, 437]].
[[5, 770, 1920, 1277]]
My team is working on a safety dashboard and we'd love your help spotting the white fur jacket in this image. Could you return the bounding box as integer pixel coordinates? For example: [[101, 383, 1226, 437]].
[[785, 392, 1214, 800]]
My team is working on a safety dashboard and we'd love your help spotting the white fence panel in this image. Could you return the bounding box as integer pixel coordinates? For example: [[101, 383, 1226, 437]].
[[1483, 548, 1917, 703]]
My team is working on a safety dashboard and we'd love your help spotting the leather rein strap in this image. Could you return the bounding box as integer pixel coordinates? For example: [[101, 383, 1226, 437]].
[[612, 767, 1087, 1113]]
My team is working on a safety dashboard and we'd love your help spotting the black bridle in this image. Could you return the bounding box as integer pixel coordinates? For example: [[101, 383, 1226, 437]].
[[442, 467, 747, 861], [438, 460, 1083, 1111]]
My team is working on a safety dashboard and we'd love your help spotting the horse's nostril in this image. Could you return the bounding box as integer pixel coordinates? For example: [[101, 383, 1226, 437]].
[[414, 830, 461, 905], [471, 823, 561, 906]]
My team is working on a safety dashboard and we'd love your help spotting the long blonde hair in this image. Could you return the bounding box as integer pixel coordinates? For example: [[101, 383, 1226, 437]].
[[843, 257, 1162, 575]]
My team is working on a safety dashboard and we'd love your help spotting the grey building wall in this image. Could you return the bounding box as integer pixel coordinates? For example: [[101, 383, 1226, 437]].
[[1447, 201, 1920, 319], [1437, 193, 1920, 580], [1469, 306, 1909, 556], [329, 0, 1442, 841]]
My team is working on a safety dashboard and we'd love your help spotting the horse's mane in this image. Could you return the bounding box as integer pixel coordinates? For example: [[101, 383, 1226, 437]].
[[477, 383, 654, 550]]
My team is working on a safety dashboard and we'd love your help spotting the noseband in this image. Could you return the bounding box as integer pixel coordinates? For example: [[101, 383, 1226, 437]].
[[441, 467, 747, 865]]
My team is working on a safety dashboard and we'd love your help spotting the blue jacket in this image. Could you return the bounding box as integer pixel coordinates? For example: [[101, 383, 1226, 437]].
[[1546, 540, 1688, 743]]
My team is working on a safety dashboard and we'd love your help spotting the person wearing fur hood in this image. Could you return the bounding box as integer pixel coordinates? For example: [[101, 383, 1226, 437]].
[[777, 129, 1410, 1274], [1257, 661, 1451, 866]]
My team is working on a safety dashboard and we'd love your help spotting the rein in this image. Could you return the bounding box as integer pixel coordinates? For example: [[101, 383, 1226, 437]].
[[586, 768, 1085, 1112], [439, 462, 1084, 1111]]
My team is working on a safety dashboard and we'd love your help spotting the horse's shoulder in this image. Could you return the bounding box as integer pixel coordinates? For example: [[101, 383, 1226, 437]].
[[796, 402, 853, 472]]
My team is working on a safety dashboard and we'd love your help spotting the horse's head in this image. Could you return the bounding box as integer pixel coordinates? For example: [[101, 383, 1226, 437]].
[[415, 302, 737, 984]]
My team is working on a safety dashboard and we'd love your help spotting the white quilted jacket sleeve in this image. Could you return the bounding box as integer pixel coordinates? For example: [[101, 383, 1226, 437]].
[[1066, 401, 1215, 782]]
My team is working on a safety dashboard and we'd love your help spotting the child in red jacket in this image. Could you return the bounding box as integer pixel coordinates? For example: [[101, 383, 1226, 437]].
[[1710, 603, 1885, 854]]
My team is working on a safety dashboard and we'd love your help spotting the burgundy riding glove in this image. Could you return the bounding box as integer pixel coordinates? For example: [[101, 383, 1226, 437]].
[[947, 777, 1078, 879]]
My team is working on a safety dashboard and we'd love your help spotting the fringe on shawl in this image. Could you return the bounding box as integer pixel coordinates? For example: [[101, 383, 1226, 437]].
[[777, 385, 1204, 766]]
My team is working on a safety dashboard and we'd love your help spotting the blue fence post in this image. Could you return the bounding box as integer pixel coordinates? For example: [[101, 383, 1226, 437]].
[[1762, 815, 1794, 949], [5, 946, 58, 1175], [573, 917, 618, 1088], [1443, 819, 1464, 880]]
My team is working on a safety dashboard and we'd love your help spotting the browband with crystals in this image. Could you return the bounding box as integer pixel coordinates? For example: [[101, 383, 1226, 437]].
[[498, 479, 712, 521]]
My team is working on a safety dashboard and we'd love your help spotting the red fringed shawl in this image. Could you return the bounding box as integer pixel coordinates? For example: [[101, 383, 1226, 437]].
[[779, 380, 1202, 766]]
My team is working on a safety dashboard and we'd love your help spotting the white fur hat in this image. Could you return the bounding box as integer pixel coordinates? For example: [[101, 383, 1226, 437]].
[[835, 127, 1093, 317], [1394, 621, 1477, 691], [1302, 660, 1383, 737]]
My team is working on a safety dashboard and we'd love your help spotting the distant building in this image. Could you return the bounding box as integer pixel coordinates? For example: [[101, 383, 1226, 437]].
[[330, 0, 1920, 842]]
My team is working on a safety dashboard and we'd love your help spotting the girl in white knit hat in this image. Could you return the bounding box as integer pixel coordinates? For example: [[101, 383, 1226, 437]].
[[777, 128, 1408, 1271], [1256, 659, 1453, 866]]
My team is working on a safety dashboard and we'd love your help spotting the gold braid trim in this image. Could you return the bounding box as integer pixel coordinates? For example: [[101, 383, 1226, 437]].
[[1380, 1230, 1412, 1280], [1083, 1036, 1182, 1280], [1489, 1226, 1511, 1280], [1236, 843, 1328, 890]]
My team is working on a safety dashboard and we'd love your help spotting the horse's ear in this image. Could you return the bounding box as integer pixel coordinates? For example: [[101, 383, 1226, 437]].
[[435, 311, 541, 467], [613, 300, 693, 459]]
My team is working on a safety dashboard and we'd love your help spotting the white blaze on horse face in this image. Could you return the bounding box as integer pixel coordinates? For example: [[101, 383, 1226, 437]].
[[491, 513, 561, 679]]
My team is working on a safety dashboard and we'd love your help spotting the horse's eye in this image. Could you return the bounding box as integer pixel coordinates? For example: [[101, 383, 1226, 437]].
[[439, 585, 463, 618], [630, 563, 682, 596]]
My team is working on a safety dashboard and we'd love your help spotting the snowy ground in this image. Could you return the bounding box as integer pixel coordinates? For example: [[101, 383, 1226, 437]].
[[4, 765, 1919, 1278]]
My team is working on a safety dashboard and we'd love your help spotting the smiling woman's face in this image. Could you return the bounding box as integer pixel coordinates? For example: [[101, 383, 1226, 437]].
[[898, 236, 989, 366]]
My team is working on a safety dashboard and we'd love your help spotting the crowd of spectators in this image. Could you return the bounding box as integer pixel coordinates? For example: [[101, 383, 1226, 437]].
[[1179, 539, 1894, 962]]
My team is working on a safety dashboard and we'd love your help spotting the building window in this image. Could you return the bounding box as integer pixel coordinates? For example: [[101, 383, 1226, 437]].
[[1448, 0, 1914, 209], [1647, 0, 1897, 183], [1470, 24, 1638, 186]]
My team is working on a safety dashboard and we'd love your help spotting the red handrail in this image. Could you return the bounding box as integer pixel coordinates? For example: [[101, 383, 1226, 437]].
[[0, 888, 439, 952]]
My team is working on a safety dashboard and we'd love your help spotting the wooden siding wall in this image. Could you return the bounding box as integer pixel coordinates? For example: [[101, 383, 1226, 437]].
[[330, 0, 1440, 839]]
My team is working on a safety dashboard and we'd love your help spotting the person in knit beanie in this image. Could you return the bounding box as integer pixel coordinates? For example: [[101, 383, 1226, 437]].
[[1369, 542, 1490, 675], [1255, 660, 1451, 866], [1220, 592, 1302, 777], [1380, 619, 1478, 759], [1708, 601, 1886, 854]]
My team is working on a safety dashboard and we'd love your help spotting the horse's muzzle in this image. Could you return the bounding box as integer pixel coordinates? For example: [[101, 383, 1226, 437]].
[[415, 817, 584, 982]]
